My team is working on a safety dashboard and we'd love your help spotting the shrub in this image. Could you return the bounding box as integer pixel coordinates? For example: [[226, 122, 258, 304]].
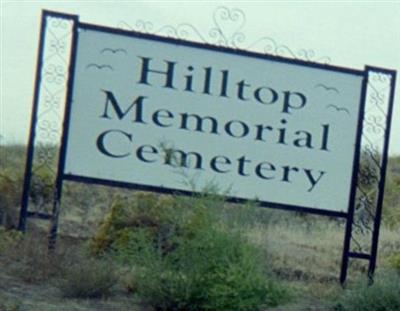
[[91, 192, 182, 255], [99, 193, 290, 311], [388, 252, 400, 273], [335, 270, 400, 311], [137, 228, 271, 310], [383, 156, 400, 228], [129, 223, 276, 310], [0, 144, 26, 229], [0, 144, 57, 228], [58, 255, 117, 299], [0, 169, 22, 229]]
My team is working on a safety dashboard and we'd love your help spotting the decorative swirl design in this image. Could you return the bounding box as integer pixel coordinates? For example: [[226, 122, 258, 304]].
[[355, 190, 375, 212], [38, 120, 60, 140], [48, 37, 67, 55], [117, 20, 135, 31], [364, 144, 381, 169], [44, 93, 59, 110], [118, 20, 154, 33], [136, 20, 155, 33], [369, 93, 388, 113], [358, 166, 379, 187], [158, 23, 208, 42], [33, 14, 73, 146], [372, 73, 390, 83], [117, 6, 330, 64], [50, 18, 68, 29], [209, 7, 246, 47], [176, 23, 208, 42], [44, 64, 66, 84], [246, 37, 331, 63], [369, 89, 385, 104], [364, 115, 385, 135], [349, 69, 392, 256], [154, 25, 179, 38], [35, 147, 57, 169], [353, 148, 379, 241], [352, 190, 375, 246], [42, 86, 61, 109]]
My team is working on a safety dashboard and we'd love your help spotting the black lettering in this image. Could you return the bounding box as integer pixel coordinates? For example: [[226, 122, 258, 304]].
[[203, 67, 212, 95], [277, 119, 288, 145], [138, 57, 176, 89], [293, 130, 313, 149], [304, 169, 326, 192], [96, 130, 132, 158], [136, 145, 158, 163], [180, 113, 219, 134], [255, 124, 273, 141], [220, 70, 229, 97], [164, 149, 203, 170], [254, 86, 278, 105], [282, 91, 307, 114], [210, 155, 231, 173], [153, 109, 174, 128], [255, 162, 276, 180], [281, 165, 300, 183], [184, 66, 195, 92], [225, 120, 249, 138], [237, 80, 251, 101], [100, 90, 147, 123], [237, 156, 251, 177], [320, 124, 330, 151]]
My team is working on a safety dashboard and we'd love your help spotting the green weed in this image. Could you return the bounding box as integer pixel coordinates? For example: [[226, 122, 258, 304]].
[[97, 193, 290, 311], [388, 252, 400, 273], [335, 270, 400, 311]]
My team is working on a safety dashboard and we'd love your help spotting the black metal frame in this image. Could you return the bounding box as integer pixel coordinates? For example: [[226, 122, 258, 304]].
[[341, 67, 396, 283], [19, 11, 79, 231], [19, 9, 396, 284]]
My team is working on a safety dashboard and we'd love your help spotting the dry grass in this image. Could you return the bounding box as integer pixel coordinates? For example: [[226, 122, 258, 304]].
[[1, 145, 399, 310], [246, 210, 400, 302], [0, 227, 147, 311], [0, 206, 399, 310]]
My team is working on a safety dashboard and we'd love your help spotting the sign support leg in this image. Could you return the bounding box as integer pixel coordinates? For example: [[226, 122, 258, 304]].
[[340, 67, 396, 285], [18, 11, 48, 232], [367, 68, 396, 281]]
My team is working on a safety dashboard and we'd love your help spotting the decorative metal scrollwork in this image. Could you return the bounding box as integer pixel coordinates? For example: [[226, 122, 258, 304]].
[[350, 71, 393, 254], [118, 6, 331, 64], [27, 15, 74, 215], [44, 64, 66, 85], [209, 7, 246, 47]]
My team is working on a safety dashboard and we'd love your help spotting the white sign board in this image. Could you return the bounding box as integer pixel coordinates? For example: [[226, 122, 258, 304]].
[[63, 23, 365, 214]]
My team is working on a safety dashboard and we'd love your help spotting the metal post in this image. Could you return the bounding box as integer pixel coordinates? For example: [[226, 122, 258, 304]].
[[48, 12, 79, 249], [340, 71, 369, 284], [367, 68, 397, 279], [19, 12, 48, 232]]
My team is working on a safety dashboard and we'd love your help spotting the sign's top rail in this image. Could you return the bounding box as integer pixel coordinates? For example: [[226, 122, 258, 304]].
[[41, 9, 367, 77], [78, 21, 365, 77], [42, 9, 79, 21]]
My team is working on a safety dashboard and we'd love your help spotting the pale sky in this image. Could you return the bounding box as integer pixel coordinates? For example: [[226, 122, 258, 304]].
[[1, 0, 400, 154]]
